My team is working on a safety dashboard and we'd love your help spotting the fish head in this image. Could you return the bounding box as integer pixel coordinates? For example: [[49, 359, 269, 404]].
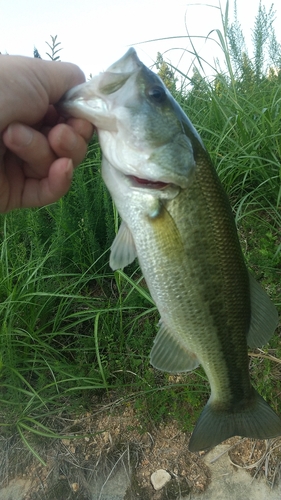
[[58, 48, 201, 207]]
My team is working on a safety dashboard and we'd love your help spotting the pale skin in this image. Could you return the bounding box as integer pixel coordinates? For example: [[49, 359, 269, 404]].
[[0, 55, 94, 212]]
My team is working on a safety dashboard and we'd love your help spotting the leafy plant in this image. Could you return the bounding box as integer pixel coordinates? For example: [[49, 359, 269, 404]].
[[45, 35, 62, 61]]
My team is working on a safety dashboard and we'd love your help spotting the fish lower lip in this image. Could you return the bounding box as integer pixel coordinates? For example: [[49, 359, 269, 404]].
[[129, 175, 170, 189]]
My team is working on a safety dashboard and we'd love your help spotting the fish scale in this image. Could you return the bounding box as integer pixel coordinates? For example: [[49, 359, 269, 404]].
[[58, 47, 281, 451]]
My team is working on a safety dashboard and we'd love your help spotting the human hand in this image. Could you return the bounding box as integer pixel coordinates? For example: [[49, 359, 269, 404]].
[[0, 56, 94, 212]]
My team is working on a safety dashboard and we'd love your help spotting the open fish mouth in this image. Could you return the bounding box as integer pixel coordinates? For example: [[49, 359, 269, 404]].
[[129, 175, 172, 190]]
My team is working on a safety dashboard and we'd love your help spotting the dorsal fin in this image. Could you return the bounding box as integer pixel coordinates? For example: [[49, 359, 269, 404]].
[[247, 273, 278, 348]]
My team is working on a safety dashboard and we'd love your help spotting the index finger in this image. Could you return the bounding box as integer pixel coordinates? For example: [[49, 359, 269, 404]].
[[32, 58, 86, 104], [0, 57, 86, 129]]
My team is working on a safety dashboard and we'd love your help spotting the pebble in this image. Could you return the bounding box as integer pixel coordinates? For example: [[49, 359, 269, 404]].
[[151, 469, 171, 490]]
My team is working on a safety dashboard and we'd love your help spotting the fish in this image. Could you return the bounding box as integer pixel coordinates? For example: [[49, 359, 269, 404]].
[[58, 48, 281, 451]]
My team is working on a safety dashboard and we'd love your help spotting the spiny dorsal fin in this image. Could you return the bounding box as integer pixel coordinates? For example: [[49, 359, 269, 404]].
[[109, 221, 137, 270], [247, 273, 279, 348], [150, 321, 199, 373]]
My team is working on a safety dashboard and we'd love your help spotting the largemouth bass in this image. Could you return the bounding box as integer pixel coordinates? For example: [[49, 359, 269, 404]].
[[58, 48, 281, 451]]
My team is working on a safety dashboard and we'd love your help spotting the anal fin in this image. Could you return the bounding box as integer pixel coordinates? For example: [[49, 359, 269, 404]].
[[150, 321, 199, 373]]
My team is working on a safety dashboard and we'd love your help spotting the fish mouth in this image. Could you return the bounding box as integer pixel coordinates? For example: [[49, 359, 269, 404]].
[[128, 175, 171, 190]]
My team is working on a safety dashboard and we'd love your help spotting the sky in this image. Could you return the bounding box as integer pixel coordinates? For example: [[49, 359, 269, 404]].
[[0, 0, 280, 81]]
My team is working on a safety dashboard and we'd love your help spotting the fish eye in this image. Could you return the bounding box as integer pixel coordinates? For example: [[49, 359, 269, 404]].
[[147, 85, 166, 103]]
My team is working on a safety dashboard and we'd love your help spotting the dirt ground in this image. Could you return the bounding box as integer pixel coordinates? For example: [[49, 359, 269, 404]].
[[0, 401, 281, 500]]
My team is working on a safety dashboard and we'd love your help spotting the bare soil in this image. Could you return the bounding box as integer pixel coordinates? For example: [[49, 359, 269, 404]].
[[1, 399, 281, 500]]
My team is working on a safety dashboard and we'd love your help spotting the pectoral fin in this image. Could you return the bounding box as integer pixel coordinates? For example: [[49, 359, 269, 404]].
[[150, 321, 199, 373], [247, 273, 279, 348], [109, 221, 137, 270]]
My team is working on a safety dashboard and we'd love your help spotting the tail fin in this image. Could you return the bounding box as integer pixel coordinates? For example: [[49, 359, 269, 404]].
[[189, 389, 281, 452]]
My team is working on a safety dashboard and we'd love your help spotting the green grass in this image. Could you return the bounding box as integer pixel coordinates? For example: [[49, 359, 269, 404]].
[[1, 1, 281, 460]]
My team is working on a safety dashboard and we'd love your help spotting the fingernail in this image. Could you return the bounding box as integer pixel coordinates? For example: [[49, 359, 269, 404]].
[[7, 124, 33, 146]]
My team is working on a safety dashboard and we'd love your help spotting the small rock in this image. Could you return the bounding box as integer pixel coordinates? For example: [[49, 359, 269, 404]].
[[71, 482, 79, 492], [151, 469, 171, 490]]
